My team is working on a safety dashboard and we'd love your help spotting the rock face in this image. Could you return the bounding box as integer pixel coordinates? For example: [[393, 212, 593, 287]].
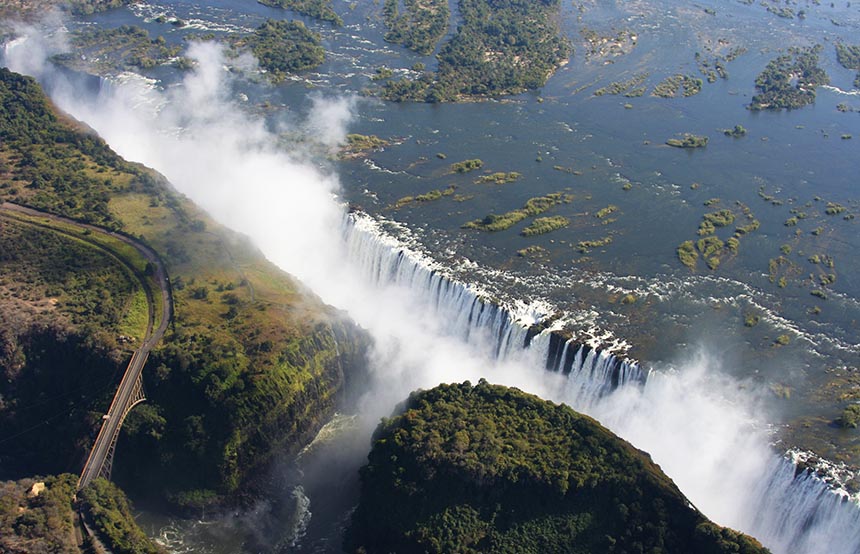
[[346, 380, 770, 554]]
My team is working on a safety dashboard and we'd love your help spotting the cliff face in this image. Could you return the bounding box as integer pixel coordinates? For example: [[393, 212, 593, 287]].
[[0, 67, 370, 509], [346, 380, 770, 554]]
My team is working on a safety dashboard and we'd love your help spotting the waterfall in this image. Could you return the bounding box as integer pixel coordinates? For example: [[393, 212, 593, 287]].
[[534, 332, 646, 410], [342, 209, 860, 554], [343, 211, 646, 395], [343, 211, 524, 359], [748, 452, 860, 554]]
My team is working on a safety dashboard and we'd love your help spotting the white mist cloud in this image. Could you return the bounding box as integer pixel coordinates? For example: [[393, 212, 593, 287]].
[[180, 42, 230, 120], [305, 93, 357, 151], [2, 13, 68, 78]]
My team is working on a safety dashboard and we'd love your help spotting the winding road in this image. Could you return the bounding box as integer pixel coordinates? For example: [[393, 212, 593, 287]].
[[0, 202, 173, 490]]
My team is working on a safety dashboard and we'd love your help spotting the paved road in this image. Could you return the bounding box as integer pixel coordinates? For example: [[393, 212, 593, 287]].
[[0, 202, 172, 489]]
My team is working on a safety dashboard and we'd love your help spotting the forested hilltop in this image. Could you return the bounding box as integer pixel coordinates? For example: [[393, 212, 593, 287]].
[[0, 66, 369, 521], [346, 381, 770, 554]]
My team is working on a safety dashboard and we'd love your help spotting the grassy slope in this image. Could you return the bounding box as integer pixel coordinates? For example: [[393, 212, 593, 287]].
[[346, 381, 770, 554], [0, 68, 368, 506]]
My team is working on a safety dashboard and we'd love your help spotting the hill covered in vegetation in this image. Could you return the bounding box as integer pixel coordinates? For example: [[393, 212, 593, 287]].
[[346, 380, 770, 554], [0, 67, 369, 512]]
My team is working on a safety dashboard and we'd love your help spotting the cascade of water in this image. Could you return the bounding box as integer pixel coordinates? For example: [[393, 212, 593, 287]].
[[344, 213, 526, 360], [343, 212, 645, 395], [747, 453, 860, 554]]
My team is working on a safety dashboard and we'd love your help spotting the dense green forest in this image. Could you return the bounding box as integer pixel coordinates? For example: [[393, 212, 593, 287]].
[[0, 69, 369, 511], [381, 0, 571, 101], [835, 43, 860, 88], [346, 381, 770, 554], [749, 45, 829, 110], [0, 67, 158, 229], [79, 478, 163, 553], [0, 475, 80, 554]]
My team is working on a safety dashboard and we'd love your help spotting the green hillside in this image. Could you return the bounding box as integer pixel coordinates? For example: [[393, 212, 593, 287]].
[[346, 380, 770, 554]]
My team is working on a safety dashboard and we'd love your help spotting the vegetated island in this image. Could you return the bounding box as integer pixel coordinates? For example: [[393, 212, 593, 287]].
[[339, 133, 391, 159], [0, 65, 368, 546], [379, 0, 571, 102], [474, 171, 521, 185], [666, 134, 709, 148], [695, 47, 747, 83], [749, 45, 829, 110], [580, 27, 638, 60], [593, 72, 648, 97], [0, 0, 132, 20], [724, 124, 747, 138], [451, 158, 484, 173], [230, 19, 325, 81], [577, 235, 613, 253], [56, 25, 183, 73], [652, 74, 703, 98], [392, 185, 457, 209], [521, 215, 569, 236], [345, 380, 770, 554], [382, 0, 450, 55], [462, 192, 572, 232], [677, 202, 759, 270], [257, 0, 343, 26]]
